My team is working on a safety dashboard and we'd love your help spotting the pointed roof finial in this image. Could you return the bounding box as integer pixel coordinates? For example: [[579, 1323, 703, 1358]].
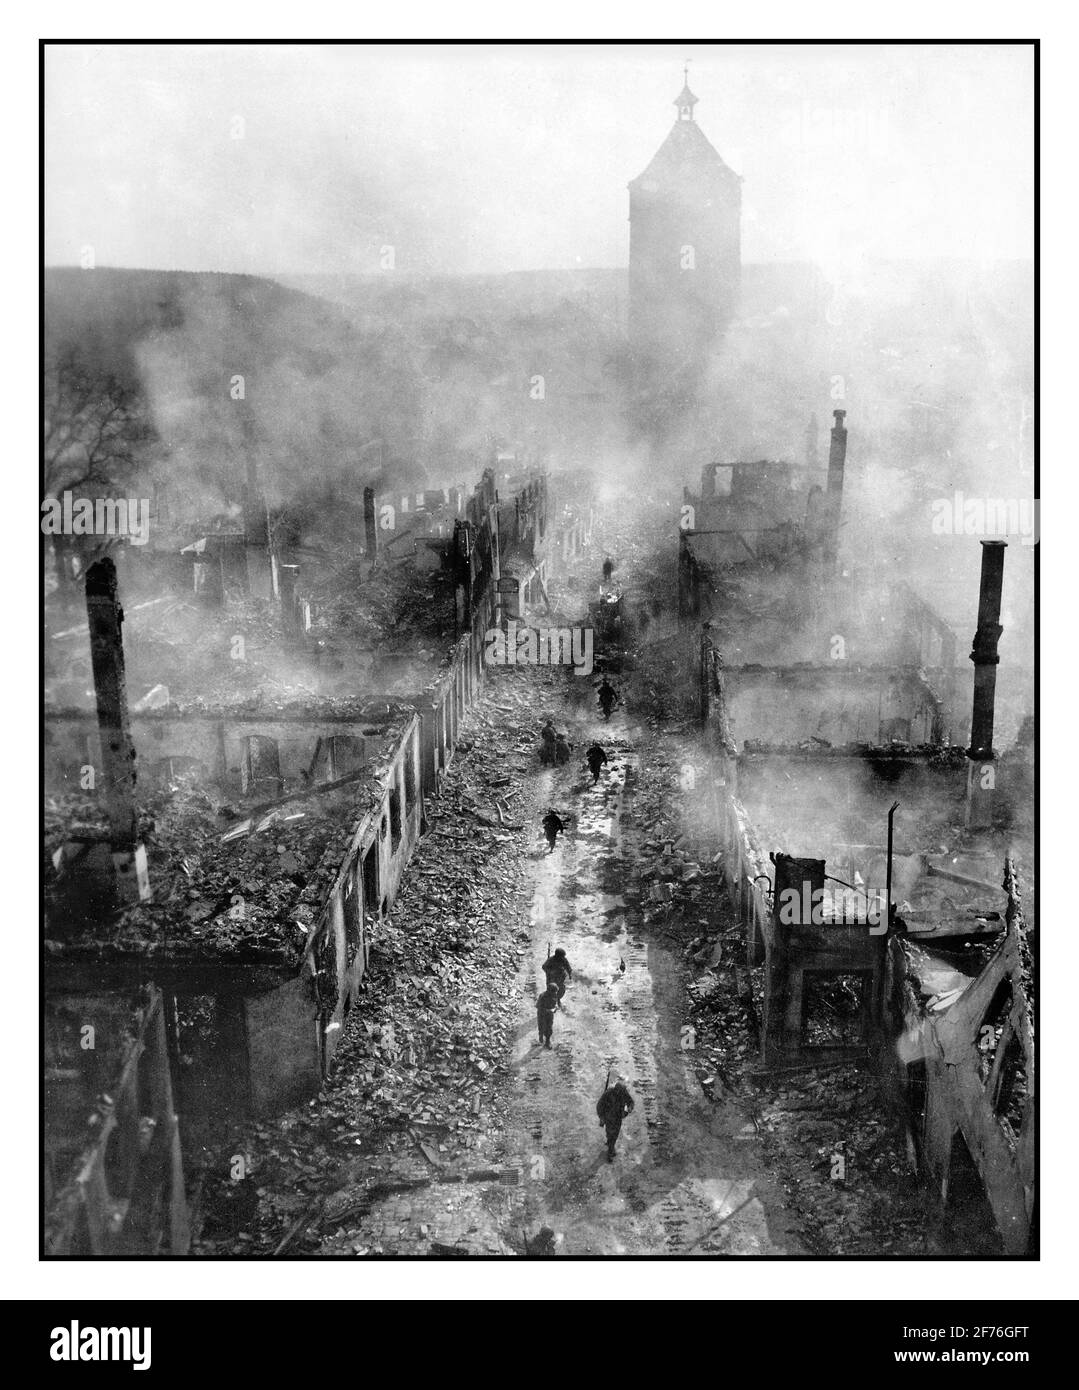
[[675, 60, 698, 120]]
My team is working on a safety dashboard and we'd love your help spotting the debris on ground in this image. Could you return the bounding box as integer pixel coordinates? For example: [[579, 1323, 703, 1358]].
[[194, 670, 551, 1255]]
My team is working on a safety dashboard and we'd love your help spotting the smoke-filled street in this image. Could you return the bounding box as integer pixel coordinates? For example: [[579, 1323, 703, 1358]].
[[181, 614, 801, 1258], [504, 720, 799, 1256], [165, 506, 954, 1260]]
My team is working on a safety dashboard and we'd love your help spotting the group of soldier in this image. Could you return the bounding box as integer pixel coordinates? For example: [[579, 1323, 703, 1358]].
[[537, 724, 610, 856], [531, 569, 635, 1161], [536, 947, 635, 1161], [539, 717, 615, 777]]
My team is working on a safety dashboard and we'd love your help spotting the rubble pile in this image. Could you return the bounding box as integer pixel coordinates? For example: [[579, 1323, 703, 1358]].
[[615, 734, 759, 1090], [194, 672, 548, 1255], [44, 779, 384, 962], [620, 738, 721, 934], [752, 1068, 929, 1255], [314, 555, 454, 651], [43, 791, 110, 860], [49, 569, 458, 715], [622, 705, 934, 1256], [49, 597, 342, 714]]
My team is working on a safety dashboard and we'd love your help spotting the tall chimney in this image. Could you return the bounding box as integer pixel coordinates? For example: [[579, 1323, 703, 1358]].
[[363, 486, 378, 563], [966, 540, 1007, 828], [823, 408, 847, 569], [84, 557, 150, 903]]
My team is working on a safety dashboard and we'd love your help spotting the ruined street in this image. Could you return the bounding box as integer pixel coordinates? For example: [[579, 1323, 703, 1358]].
[[175, 510, 961, 1261], [47, 476, 1032, 1261], [188, 645, 801, 1257], [503, 706, 799, 1256]]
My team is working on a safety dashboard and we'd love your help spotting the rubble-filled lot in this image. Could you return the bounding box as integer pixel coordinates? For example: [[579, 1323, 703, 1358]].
[[618, 668, 935, 1257], [194, 670, 552, 1255], [45, 563, 455, 714], [44, 772, 383, 962], [312, 551, 455, 651]]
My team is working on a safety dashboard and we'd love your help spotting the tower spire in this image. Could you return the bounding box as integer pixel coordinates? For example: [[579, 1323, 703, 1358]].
[[674, 61, 698, 122]]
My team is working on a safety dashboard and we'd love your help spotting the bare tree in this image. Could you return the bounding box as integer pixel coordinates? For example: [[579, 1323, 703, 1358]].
[[43, 347, 153, 586]]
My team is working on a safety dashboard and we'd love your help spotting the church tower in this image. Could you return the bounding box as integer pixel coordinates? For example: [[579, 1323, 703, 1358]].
[[628, 74, 742, 379]]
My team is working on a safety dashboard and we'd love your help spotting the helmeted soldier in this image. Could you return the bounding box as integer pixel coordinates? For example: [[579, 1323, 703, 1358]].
[[542, 947, 573, 1006], [596, 1077, 635, 1161], [542, 809, 565, 853], [536, 984, 560, 1048], [585, 741, 608, 784]]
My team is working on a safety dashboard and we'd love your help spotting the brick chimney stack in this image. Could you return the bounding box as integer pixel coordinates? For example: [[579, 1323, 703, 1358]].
[[363, 486, 378, 563], [84, 557, 150, 903], [966, 540, 1007, 828], [823, 408, 848, 569]]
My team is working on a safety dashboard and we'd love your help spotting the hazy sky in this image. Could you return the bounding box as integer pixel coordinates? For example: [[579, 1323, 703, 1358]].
[[45, 42, 1034, 277]]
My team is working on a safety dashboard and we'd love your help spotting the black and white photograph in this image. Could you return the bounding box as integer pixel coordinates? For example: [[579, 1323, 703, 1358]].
[[36, 28, 1043, 1307]]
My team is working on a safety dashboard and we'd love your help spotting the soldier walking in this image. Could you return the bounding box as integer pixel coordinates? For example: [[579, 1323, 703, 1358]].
[[536, 984, 560, 1048], [542, 947, 573, 1007], [542, 808, 566, 853], [596, 1076, 635, 1161], [597, 678, 618, 721]]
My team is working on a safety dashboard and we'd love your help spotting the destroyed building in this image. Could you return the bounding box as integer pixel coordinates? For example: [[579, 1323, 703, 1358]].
[[43, 459, 559, 1254], [679, 409, 850, 599], [691, 415, 1035, 1254]]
